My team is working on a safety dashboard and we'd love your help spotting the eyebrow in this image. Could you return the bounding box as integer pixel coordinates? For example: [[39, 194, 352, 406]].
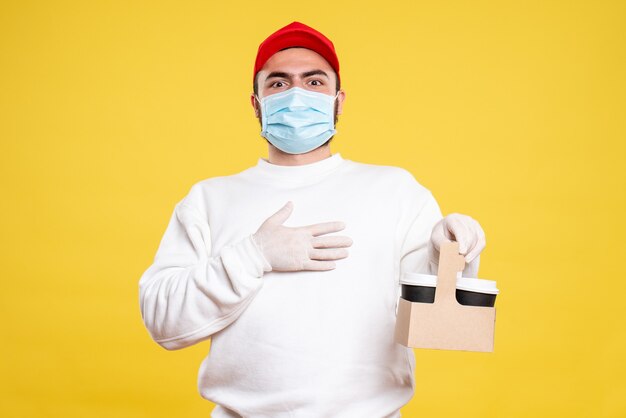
[[301, 69, 329, 79], [265, 69, 330, 80]]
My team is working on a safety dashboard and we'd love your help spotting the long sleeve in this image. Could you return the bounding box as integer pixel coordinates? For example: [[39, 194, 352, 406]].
[[398, 191, 444, 277], [139, 201, 271, 350], [397, 186, 481, 280], [393, 181, 443, 316]]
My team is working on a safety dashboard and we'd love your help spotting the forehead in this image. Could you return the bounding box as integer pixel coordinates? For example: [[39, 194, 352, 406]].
[[258, 47, 335, 79]]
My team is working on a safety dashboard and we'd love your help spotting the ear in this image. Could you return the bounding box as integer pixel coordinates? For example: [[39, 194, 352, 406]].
[[250, 93, 260, 118], [336, 90, 346, 116]]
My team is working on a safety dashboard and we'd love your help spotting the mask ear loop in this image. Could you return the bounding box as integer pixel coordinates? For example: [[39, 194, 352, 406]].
[[254, 95, 263, 119]]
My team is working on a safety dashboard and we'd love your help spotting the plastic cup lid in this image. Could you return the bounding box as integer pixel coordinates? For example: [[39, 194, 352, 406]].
[[401, 272, 499, 295], [400, 272, 437, 287]]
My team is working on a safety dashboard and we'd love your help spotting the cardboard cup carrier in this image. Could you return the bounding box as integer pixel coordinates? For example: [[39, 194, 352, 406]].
[[394, 241, 498, 352]]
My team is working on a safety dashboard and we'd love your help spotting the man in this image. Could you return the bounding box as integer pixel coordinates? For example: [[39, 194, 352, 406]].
[[139, 21, 486, 418]]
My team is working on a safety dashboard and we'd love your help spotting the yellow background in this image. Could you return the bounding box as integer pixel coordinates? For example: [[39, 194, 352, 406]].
[[1, 0, 624, 417]]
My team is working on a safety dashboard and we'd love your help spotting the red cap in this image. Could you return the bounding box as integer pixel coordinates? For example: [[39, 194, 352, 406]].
[[253, 21, 340, 84]]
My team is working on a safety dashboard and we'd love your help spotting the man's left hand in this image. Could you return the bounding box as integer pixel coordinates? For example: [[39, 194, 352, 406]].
[[429, 213, 486, 277]]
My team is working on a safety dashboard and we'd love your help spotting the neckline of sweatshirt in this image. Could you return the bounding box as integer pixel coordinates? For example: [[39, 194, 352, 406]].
[[241, 152, 350, 187]]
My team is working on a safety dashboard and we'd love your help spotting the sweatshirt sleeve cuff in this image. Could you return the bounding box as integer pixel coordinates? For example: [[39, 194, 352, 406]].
[[248, 234, 273, 273], [221, 234, 272, 281]]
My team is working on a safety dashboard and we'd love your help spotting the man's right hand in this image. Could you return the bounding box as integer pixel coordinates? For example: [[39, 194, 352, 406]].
[[251, 201, 353, 272]]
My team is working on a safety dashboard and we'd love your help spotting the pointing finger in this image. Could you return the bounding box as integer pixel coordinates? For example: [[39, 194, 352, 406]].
[[304, 221, 347, 236]]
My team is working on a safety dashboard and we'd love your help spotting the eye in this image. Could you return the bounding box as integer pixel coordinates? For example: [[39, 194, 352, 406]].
[[271, 81, 287, 88], [309, 79, 323, 86]]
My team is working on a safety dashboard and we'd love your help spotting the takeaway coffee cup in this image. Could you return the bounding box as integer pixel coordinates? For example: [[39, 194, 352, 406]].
[[400, 272, 499, 307]]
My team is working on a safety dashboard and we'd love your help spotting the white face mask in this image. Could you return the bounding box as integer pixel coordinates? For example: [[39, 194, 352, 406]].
[[256, 87, 339, 154]]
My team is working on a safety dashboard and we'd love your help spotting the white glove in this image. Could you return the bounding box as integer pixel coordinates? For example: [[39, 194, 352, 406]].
[[252, 201, 353, 272], [429, 213, 486, 277]]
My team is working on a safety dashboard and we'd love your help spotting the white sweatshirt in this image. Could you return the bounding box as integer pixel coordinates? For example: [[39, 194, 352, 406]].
[[139, 153, 445, 418]]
